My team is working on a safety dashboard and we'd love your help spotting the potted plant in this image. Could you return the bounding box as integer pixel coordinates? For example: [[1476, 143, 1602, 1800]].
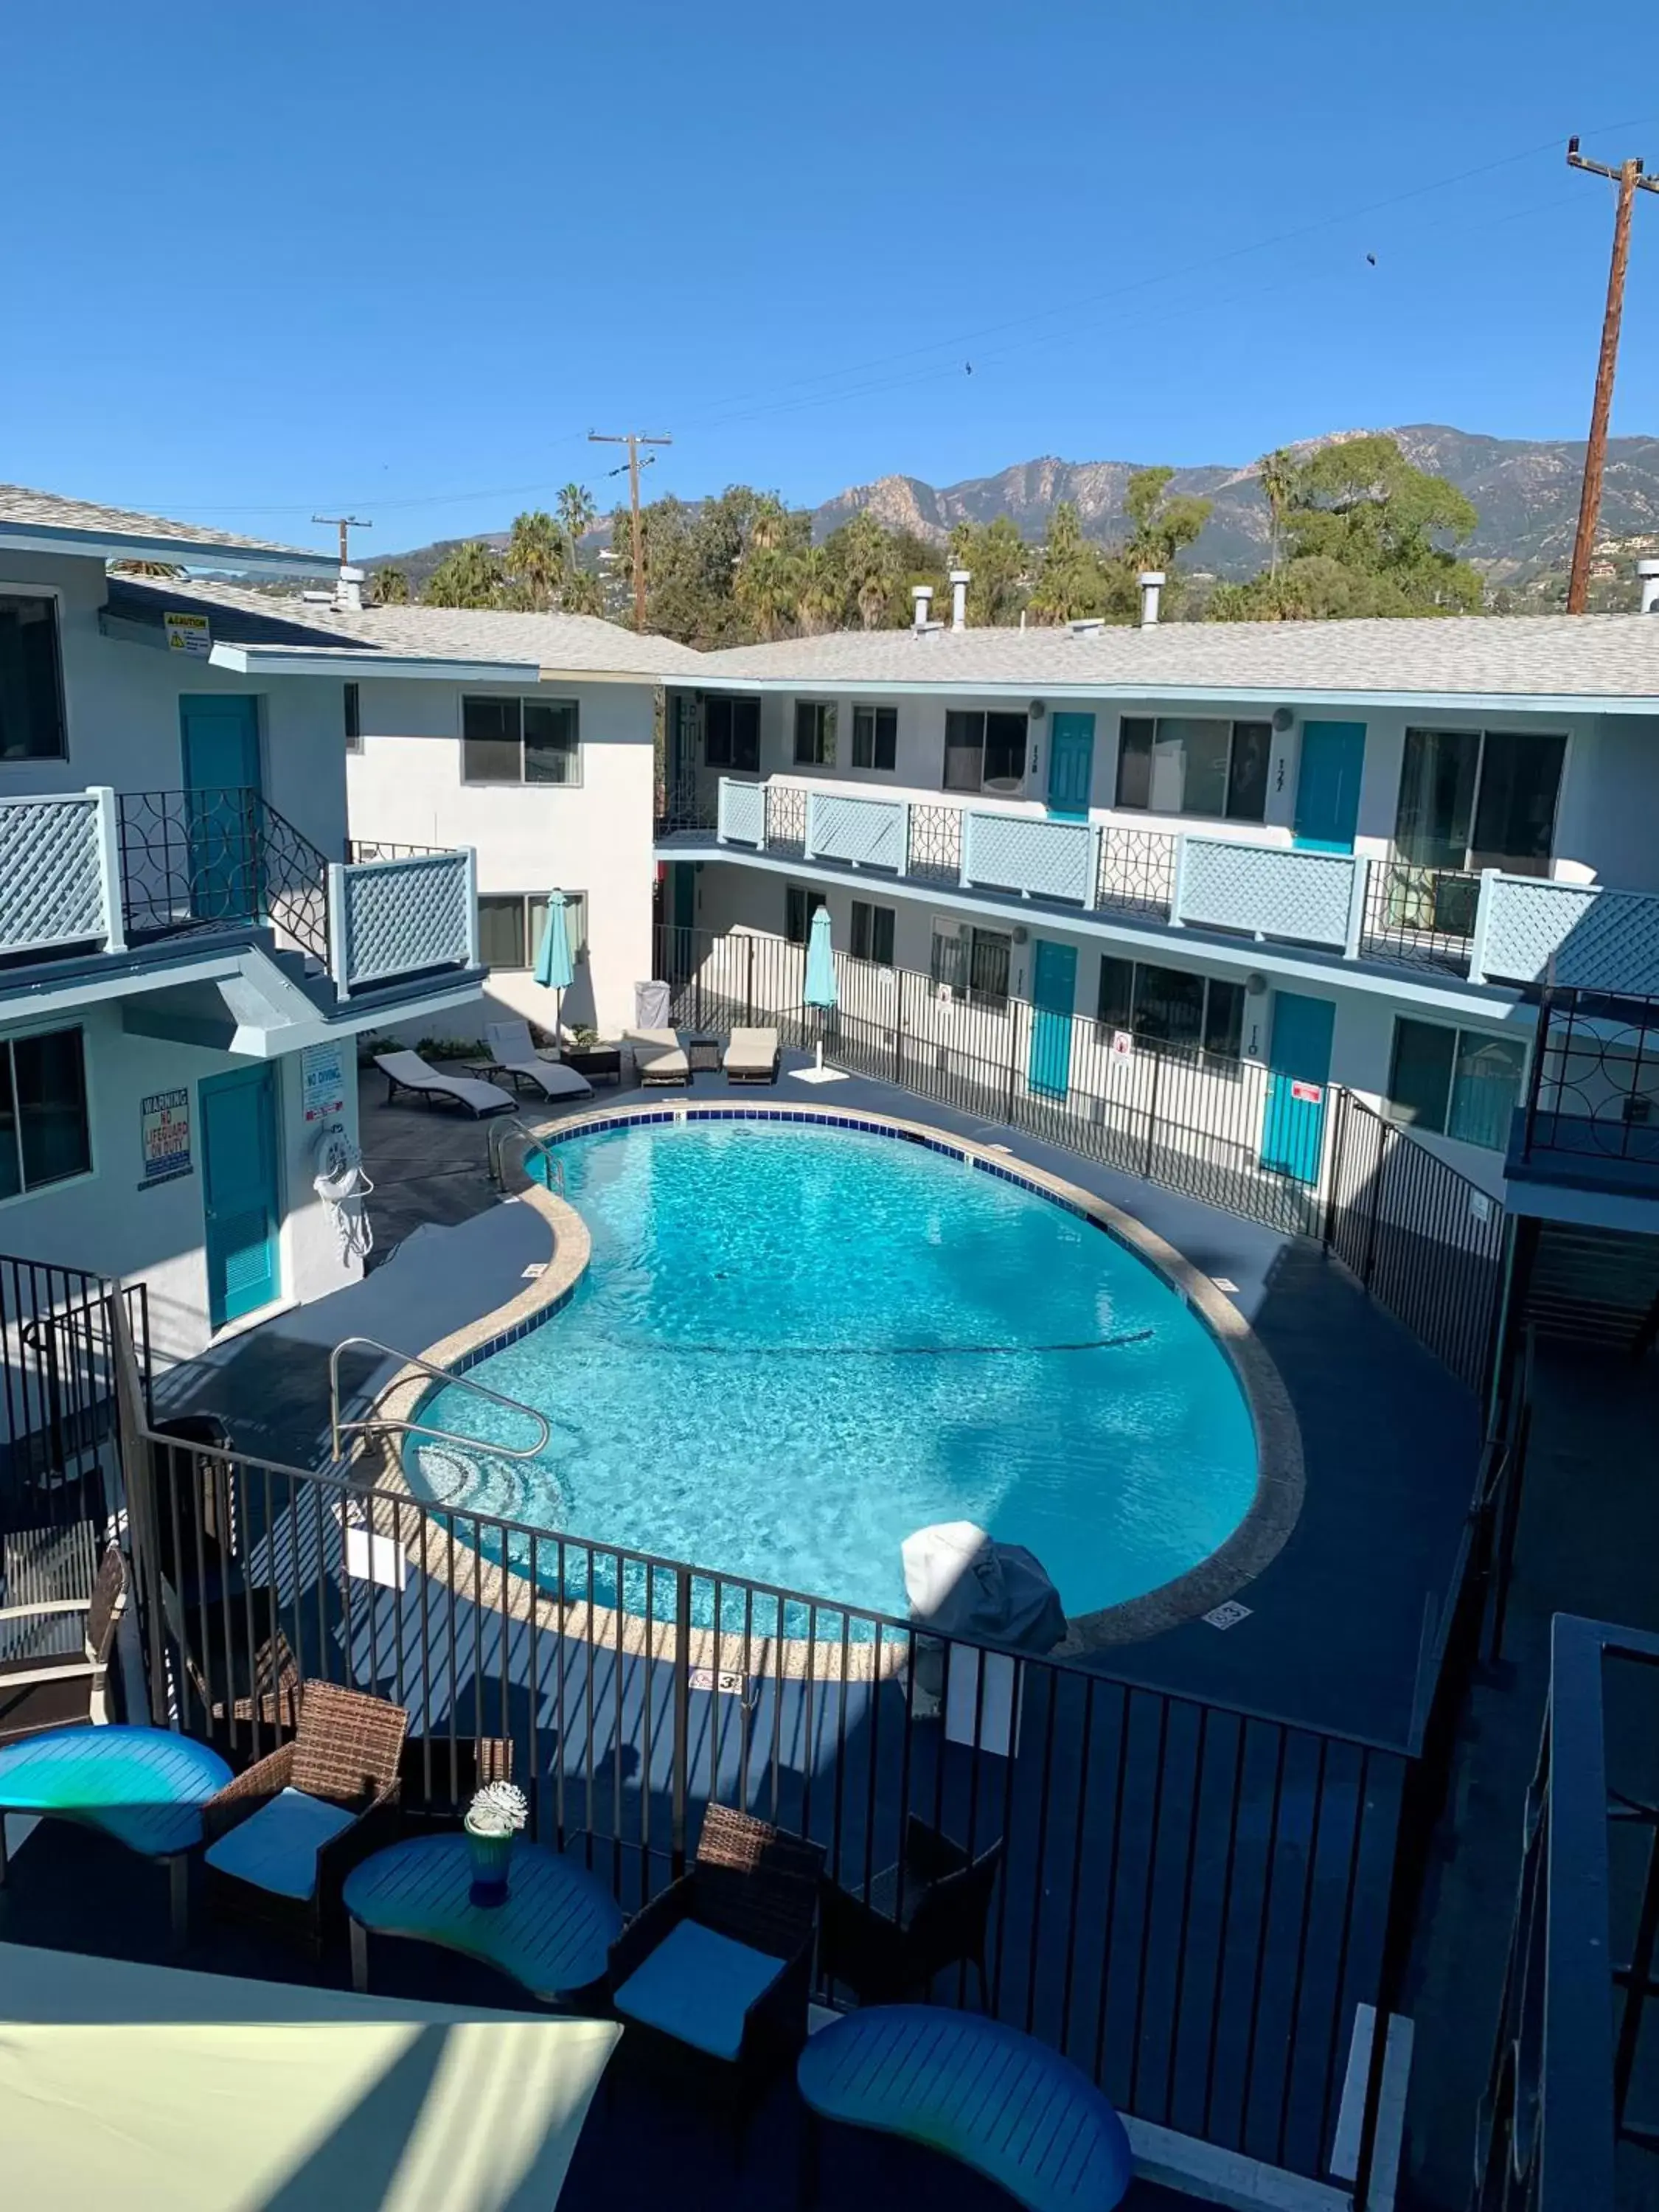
[[463, 1778, 529, 1906]]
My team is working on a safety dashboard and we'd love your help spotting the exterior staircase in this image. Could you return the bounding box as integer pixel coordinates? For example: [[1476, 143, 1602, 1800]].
[[1525, 1222, 1659, 1351]]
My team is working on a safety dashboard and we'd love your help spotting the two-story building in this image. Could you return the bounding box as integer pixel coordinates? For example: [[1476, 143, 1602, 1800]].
[[0, 487, 494, 1361], [655, 582, 1659, 1242]]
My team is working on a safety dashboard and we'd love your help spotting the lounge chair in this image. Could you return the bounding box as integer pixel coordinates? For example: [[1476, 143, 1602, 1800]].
[[818, 1815, 1004, 2006], [0, 1540, 128, 1746], [625, 1027, 690, 1087], [202, 1679, 407, 1958], [484, 1021, 594, 1103], [609, 1804, 823, 2123], [375, 1049, 514, 1118], [723, 1027, 780, 1085]]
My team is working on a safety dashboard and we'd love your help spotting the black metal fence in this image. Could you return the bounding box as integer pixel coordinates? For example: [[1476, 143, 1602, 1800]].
[[655, 922, 1325, 1237], [1519, 984, 1659, 1169], [117, 787, 333, 967], [134, 1419, 1407, 2188], [0, 1253, 151, 1542], [1323, 1090, 1508, 1394]]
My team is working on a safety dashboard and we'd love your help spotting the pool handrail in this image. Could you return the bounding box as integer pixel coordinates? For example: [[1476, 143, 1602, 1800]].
[[487, 1116, 568, 1197], [327, 1333, 552, 1467]]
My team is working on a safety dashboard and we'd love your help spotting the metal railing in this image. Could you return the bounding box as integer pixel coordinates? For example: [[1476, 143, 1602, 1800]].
[[327, 1335, 552, 1464], [1473, 1613, 1659, 2212], [1323, 1091, 1508, 1394], [1, 1253, 151, 1543], [126, 1405, 1409, 2189], [1096, 823, 1178, 917], [117, 787, 334, 967], [1359, 858, 1479, 975], [1518, 985, 1659, 1171], [347, 838, 445, 863], [487, 1116, 569, 1195]]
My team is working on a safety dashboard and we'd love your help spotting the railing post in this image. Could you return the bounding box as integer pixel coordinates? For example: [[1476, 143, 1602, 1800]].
[[898, 801, 911, 880], [804, 789, 821, 863], [894, 964, 905, 1086], [1144, 1043, 1163, 1176], [326, 863, 350, 995], [1343, 853, 1370, 961], [1088, 824, 1103, 912], [1168, 834, 1189, 928], [1467, 868, 1500, 985], [961, 811, 978, 891], [462, 849, 481, 967], [90, 787, 127, 954], [716, 777, 731, 844], [744, 933, 755, 1028], [670, 1568, 692, 1876], [1322, 1087, 1345, 1251]]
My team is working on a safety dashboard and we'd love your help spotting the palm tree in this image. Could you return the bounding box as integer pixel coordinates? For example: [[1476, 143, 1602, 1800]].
[[734, 544, 801, 641], [1258, 448, 1298, 577], [795, 545, 846, 636], [832, 512, 900, 630], [556, 483, 597, 552], [423, 540, 505, 608], [559, 568, 605, 616], [504, 511, 566, 611], [372, 566, 410, 605]]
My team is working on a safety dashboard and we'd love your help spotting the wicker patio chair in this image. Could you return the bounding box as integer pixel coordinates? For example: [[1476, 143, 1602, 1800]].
[[0, 1543, 128, 1747], [397, 1733, 514, 1832], [202, 1680, 406, 1956], [818, 1815, 1004, 2008], [609, 1803, 824, 2127]]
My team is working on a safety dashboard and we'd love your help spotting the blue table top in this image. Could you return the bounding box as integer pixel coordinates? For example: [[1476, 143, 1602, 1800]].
[[798, 2005, 1134, 2211], [343, 1832, 625, 2005], [0, 1725, 232, 1860]]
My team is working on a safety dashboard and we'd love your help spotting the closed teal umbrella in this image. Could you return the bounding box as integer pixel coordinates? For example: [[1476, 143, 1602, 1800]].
[[796, 904, 846, 1082], [535, 888, 575, 1037]]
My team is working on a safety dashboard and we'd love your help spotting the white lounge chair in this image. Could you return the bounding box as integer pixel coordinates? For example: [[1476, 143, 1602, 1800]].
[[723, 1027, 780, 1085], [374, 1050, 514, 1119], [625, 1028, 689, 1086], [484, 1022, 594, 1103]]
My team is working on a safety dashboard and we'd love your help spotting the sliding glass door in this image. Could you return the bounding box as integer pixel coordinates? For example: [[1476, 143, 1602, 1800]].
[[1395, 728, 1564, 877]]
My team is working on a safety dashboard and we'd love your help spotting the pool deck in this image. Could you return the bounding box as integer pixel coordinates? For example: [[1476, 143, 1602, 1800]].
[[159, 1052, 1481, 1754]]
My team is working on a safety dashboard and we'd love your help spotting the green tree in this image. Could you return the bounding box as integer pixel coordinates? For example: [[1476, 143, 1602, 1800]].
[[371, 566, 410, 605], [796, 543, 848, 635], [556, 481, 597, 550], [423, 540, 505, 608], [1257, 448, 1297, 577], [1121, 466, 1212, 578], [559, 568, 605, 616], [1211, 435, 1482, 622], [947, 515, 1029, 625], [504, 510, 566, 611], [828, 510, 902, 629], [1026, 503, 1110, 624]]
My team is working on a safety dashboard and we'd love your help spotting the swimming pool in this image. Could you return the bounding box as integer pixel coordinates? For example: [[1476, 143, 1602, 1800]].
[[406, 1116, 1263, 1638]]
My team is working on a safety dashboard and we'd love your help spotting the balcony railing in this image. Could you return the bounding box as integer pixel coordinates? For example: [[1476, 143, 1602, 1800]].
[[705, 776, 1659, 996], [0, 787, 475, 1004], [1515, 984, 1659, 1177]]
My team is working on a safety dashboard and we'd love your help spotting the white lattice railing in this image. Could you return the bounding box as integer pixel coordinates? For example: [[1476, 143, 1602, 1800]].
[[804, 790, 907, 871], [0, 787, 124, 960], [961, 810, 1096, 905], [328, 849, 477, 993], [1475, 873, 1659, 995], [1175, 838, 1366, 953], [717, 779, 766, 846]]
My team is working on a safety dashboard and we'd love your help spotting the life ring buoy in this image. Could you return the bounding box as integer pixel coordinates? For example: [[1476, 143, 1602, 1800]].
[[313, 1127, 375, 1260]]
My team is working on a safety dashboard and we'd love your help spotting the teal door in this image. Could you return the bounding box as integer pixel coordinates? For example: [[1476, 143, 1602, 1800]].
[[200, 1065, 281, 1329], [1260, 992, 1335, 1183], [1028, 939, 1077, 1099], [1046, 712, 1095, 817], [180, 696, 262, 923], [1293, 720, 1366, 852]]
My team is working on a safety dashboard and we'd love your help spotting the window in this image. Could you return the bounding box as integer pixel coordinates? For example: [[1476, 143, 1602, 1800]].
[[793, 700, 836, 766], [930, 924, 967, 993], [850, 900, 895, 965], [0, 1027, 91, 1199], [785, 885, 827, 944], [1395, 728, 1565, 876], [943, 710, 1026, 793], [0, 595, 67, 762], [476, 892, 588, 970], [1096, 956, 1245, 1061], [967, 928, 1012, 1009], [1385, 1019, 1527, 1149], [462, 696, 580, 785], [852, 705, 897, 772], [1115, 717, 1270, 822], [344, 682, 361, 753], [703, 694, 759, 773]]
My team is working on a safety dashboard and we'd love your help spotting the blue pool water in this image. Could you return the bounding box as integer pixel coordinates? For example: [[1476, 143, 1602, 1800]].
[[407, 1121, 1259, 1635]]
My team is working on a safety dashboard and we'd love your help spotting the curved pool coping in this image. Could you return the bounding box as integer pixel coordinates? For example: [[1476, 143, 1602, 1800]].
[[364, 1100, 1304, 1669]]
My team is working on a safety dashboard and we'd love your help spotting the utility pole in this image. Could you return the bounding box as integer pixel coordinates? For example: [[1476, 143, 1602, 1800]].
[[588, 432, 671, 627], [313, 513, 372, 567], [1565, 139, 1659, 613]]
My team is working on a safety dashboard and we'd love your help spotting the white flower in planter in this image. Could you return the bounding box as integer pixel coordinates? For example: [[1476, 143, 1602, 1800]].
[[467, 1780, 529, 1836]]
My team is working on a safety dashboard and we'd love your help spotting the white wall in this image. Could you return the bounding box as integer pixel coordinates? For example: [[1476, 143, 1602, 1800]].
[[346, 675, 657, 1039], [0, 1002, 361, 1366], [0, 552, 349, 863]]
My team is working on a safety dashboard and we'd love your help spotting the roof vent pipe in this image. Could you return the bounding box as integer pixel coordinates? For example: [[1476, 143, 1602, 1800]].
[[948, 569, 971, 631], [1639, 558, 1659, 614], [1138, 570, 1166, 627], [335, 564, 365, 613], [911, 585, 937, 635]]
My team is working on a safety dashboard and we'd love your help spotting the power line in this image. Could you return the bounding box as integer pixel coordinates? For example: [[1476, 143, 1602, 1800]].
[[1565, 138, 1659, 613], [312, 513, 371, 566], [588, 431, 672, 626]]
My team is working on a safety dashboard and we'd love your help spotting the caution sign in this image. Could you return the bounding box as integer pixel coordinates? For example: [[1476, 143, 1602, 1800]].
[[164, 611, 212, 657], [1290, 1079, 1324, 1105]]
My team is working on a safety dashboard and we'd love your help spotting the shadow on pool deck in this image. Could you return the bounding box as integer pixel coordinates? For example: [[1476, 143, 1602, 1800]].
[[158, 1054, 1480, 1752]]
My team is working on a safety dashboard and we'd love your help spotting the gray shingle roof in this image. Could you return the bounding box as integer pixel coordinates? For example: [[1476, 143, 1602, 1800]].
[[109, 577, 706, 678], [0, 484, 333, 571], [689, 613, 1659, 702]]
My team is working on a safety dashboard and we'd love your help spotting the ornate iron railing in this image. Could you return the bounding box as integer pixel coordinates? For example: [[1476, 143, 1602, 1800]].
[[905, 801, 964, 884], [347, 838, 445, 863], [1, 1252, 151, 1543], [764, 780, 807, 857], [1519, 986, 1659, 1169], [117, 787, 333, 967], [1096, 824, 1177, 917], [1359, 859, 1479, 975]]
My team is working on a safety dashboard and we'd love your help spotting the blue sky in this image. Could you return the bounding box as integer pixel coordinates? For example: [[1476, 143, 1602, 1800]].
[[9, 0, 1659, 555]]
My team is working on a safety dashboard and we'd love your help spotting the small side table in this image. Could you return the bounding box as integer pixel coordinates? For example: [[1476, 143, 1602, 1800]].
[[561, 1048, 622, 1087], [685, 1035, 723, 1075], [343, 1832, 624, 2008]]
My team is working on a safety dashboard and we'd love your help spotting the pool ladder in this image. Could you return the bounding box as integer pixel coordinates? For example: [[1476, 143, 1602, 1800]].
[[327, 1334, 552, 1467], [487, 1115, 568, 1197]]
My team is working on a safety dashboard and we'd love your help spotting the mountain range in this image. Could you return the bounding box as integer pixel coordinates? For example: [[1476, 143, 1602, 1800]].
[[367, 423, 1659, 594]]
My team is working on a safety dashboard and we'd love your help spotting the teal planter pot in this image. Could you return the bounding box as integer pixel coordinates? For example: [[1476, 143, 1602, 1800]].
[[464, 1812, 514, 1907]]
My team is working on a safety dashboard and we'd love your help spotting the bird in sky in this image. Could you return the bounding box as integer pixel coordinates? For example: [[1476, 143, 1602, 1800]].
[[1366, 252, 1377, 266]]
